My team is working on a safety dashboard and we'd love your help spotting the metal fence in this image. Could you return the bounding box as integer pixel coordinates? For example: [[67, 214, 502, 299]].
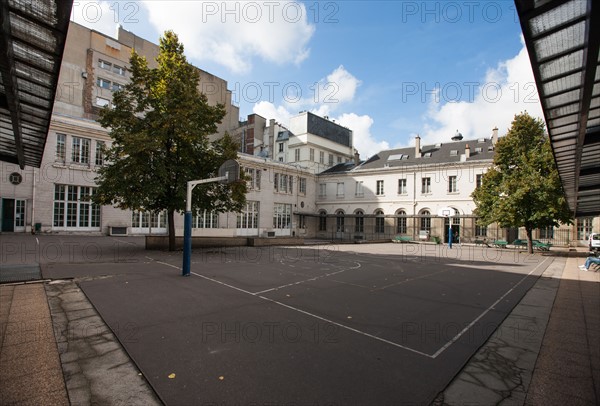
[[314, 215, 575, 246]]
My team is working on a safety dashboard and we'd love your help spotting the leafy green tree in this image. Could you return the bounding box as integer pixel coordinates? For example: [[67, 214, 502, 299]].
[[472, 112, 572, 254], [94, 31, 246, 250]]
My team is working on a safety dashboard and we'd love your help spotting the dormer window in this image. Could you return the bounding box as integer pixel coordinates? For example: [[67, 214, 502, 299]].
[[450, 150, 458, 156], [478, 138, 486, 143], [424, 152, 432, 158]]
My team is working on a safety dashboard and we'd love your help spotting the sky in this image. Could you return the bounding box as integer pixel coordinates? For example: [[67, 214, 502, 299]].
[[71, 1, 545, 158]]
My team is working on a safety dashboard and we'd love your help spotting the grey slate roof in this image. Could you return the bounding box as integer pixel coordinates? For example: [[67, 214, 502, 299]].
[[320, 138, 496, 174]]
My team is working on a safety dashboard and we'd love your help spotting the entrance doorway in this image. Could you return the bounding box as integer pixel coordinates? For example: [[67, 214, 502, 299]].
[[1, 199, 26, 232], [444, 217, 460, 243]]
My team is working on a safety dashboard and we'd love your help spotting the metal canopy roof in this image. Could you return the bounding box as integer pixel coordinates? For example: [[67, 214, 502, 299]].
[[0, 0, 72, 169], [515, 0, 600, 218]]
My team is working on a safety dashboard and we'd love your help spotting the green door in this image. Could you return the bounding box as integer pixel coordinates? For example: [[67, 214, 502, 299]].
[[1, 199, 15, 232]]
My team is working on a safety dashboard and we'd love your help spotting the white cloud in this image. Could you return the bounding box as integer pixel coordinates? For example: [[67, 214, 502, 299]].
[[141, 1, 315, 74], [335, 113, 389, 159], [253, 66, 386, 158], [419, 40, 544, 145], [70, 1, 120, 38]]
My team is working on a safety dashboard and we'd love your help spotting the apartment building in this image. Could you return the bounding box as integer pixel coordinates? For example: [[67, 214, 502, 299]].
[[1, 22, 597, 245]]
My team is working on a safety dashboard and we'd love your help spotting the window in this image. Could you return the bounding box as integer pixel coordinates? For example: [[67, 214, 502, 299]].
[[355, 210, 364, 233], [294, 149, 300, 161], [448, 176, 458, 193], [475, 147, 483, 153], [273, 203, 292, 229], [337, 156, 342, 163], [336, 182, 344, 197], [328, 154, 334, 166], [396, 210, 407, 234], [475, 222, 487, 237], [319, 183, 327, 197], [319, 151, 325, 164], [398, 179, 407, 195], [375, 210, 385, 233], [95, 141, 105, 166], [97, 77, 111, 89], [299, 177, 307, 194], [53, 184, 100, 229], [420, 210, 431, 231], [111, 82, 124, 92], [376, 180, 384, 196], [15, 200, 25, 227], [310, 148, 315, 161], [244, 167, 261, 191], [355, 181, 364, 197], [98, 59, 111, 70], [132, 211, 166, 229], [274, 173, 291, 194], [95, 97, 110, 107], [318, 211, 327, 231], [450, 150, 458, 156], [278, 157, 283, 162], [237, 201, 259, 228], [335, 210, 345, 232], [193, 210, 218, 228], [539, 226, 554, 239], [577, 218, 593, 240], [71, 137, 91, 164], [56, 133, 66, 162], [421, 177, 431, 194], [113, 64, 126, 75], [476, 174, 483, 189], [278, 143, 284, 152]]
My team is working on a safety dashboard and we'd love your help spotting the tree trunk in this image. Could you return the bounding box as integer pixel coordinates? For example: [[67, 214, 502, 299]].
[[168, 209, 176, 251], [526, 227, 534, 255]]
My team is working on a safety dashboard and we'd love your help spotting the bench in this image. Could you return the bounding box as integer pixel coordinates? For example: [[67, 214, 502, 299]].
[[511, 239, 528, 247], [392, 236, 412, 243], [474, 239, 490, 247], [533, 240, 552, 251], [493, 240, 508, 248]]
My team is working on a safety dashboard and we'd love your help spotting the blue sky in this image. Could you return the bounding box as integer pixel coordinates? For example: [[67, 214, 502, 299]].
[[72, 1, 544, 157]]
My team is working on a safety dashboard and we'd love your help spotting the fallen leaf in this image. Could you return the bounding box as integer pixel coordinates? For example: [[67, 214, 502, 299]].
[[168, 373, 176, 379]]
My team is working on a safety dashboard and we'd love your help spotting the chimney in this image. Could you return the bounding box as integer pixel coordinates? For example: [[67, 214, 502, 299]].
[[492, 127, 498, 145], [465, 143, 470, 159], [415, 135, 422, 158], [353, 150, 360, 165]]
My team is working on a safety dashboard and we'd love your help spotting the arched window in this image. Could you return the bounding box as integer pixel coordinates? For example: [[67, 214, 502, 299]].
[[355, 210, 364, 233], [420, 210, 431, 231], [396, 210, 407, 234], [335, 210, 345, 233], [318, 210, 327, 231], [375, 209, 385, 233]]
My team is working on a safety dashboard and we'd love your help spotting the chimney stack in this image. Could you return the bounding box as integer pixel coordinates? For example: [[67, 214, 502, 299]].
[[492, 127, 498, 145], [465, 143, 470, 159], [415, 135, 422, 158], [354, 149, 360, 165]]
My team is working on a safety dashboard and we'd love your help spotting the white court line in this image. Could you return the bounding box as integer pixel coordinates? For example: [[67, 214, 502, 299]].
[[375, 268, 450, 291], [430, 256, 551, 359], [150, 255, 551, 359], [253, 261, 361, 295]]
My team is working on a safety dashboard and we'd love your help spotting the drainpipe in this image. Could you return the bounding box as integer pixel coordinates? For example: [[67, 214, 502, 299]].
[[31, 167, 36, 234]]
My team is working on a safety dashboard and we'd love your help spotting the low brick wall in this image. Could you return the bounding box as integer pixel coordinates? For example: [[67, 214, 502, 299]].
[[248, 237, 304, 247], [145, 236, 305, 250]]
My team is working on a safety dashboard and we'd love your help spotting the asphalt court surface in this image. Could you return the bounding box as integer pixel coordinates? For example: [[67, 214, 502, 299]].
[[28, 238, 555, 406]]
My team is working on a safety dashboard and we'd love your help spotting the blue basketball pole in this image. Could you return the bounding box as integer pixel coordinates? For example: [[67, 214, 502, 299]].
[[182, 172, 230, 277], [448, 220, 453, 249]]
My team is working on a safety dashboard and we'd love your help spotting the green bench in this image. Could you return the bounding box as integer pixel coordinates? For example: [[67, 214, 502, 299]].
[[533, 240, 552, 251], [392, 235, 412, 243], [493, 240, 508, 248], [474, 239, 490, 247], [510, 239, 552, 251]]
